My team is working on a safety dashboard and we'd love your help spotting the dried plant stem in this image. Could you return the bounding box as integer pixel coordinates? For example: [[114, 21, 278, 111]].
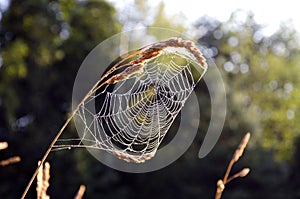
[[222, 158, 234, 185], [74, 185, 86, 199], [215, 180, 225, 199], [0, 142, 21, 166], [21, 109, 77, 199], [21, 83, 100, 199], [0, 142, 8, 150], [226, 168, 250, 184], [36, 161, 50, 199], [0, 156, 21, 166], [215, 132, 251, 199]]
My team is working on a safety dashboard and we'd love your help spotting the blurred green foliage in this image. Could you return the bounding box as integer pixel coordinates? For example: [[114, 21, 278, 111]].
[[199, 12, 300, 161], [0, 1, 300, 199]]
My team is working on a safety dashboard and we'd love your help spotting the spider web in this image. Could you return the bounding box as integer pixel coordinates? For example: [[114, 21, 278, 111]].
[[55, 38, 207, 163]]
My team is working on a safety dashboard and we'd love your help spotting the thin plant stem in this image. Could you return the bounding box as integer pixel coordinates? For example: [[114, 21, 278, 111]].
[[222, 158, 234, 184], [74, 185, 86, 199], [214, 132, 251, 199], [0, 142, 8, 150], [36, 161, 50, 199], [21, 79, 105, 199], [226, 168, 250, 184], [0, 156, 21, 166]]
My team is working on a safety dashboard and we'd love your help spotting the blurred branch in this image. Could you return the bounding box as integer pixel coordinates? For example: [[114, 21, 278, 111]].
[[215, 132, 251, 199]]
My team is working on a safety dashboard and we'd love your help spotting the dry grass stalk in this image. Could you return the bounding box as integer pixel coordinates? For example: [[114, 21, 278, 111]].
[[0, 142, 21, 166], [0, 142, 8, 150], [0, 156, 21, 166], [215, 132, 251, 199], [36, 161, 50, 199], [215, 179, 225, 197], [227, 168, 250, 183], [233, 133, 250, 162], [74, 185, 86, 199]]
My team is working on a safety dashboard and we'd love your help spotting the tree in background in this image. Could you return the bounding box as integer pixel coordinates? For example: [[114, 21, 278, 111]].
[[112, 0, 185, 32], [195, 11, 300, 161]]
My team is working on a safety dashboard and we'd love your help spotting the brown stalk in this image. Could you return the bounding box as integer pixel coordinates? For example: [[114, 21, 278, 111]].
[[215, 132, 251, 199], [0, 142, 21, 166], [0, 142, 8, 150], [0, 156, 21, 166], [74, 185, 86, 199], [36, 161, 50, 199]]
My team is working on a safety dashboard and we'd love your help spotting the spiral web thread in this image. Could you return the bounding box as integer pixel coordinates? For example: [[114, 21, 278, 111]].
[[55, 38, 207, 163]]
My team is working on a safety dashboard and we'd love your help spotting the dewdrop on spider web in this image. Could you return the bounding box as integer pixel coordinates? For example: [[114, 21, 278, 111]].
[[54, 38, 208, 163]]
